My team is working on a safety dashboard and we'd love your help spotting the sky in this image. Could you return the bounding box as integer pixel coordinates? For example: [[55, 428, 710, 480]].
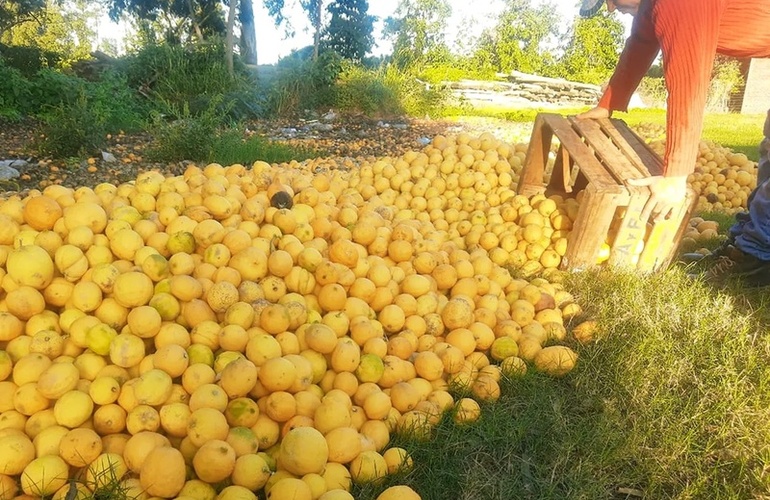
[[96, 0, 634, 64], [250, 0, 634, 64]]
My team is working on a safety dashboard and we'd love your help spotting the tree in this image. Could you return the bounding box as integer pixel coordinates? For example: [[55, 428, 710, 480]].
[[105, 0, 225, 44], [472, 0, 560, 76], [0, 0, 45, 39], [299, 0, 323, 60], [238, 0, 257, 65], [322, 0, 373, 63], [384, 0, 451, 70], [2, 0, 98, 66], [556, 10, 624, 84], [225, 0, 238, 74]]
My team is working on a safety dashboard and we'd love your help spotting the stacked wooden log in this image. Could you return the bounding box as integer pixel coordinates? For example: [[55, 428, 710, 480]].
[[443, 71, 604, 108]]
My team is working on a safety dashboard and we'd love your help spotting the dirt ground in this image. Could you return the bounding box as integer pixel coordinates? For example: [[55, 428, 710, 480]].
[[0, 116, 535, 196]]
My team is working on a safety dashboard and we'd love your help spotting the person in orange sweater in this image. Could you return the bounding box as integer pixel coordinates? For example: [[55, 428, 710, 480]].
[[577, 0, 770, 286]]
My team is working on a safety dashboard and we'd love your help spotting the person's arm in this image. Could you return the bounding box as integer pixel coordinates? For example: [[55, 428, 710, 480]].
[[654, 0, 726, 178], [607, 0, 726, 223], [577, 7, 659, 121], [598, 10, 660, 113]]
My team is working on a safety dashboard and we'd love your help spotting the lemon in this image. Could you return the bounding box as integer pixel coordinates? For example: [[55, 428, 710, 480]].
[[355, 353, 385, 383], [489, 337, 519, 361], [187, 344, 215, 367], [53, 390, 94, 428], [167, 231, 196, 254], [86, 323, 118, 356]]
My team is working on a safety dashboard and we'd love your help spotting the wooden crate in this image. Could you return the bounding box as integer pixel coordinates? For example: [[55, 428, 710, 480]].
[[517, 113, 698, 273]]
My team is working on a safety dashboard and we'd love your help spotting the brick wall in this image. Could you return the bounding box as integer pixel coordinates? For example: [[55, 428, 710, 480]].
[[741, 58, 770, 114]]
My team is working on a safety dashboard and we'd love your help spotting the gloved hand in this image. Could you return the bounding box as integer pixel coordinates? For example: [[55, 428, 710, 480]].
[[627, 175, 689, 222]]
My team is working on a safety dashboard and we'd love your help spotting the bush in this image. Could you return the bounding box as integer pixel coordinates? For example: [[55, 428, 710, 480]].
[[418, 63, 496, 84], [382, 65, 449, 118], [27, 68, 87, 115], [33, 68, 145, 157], [637, 77, 667, 108], [85, 71, 145, 133], [0, 43, 60, 77], [332, 63, 401, 116], [120, 40, 262, 121], [146, 95, 231, 162], [267, 50, 343, 116], [319, 61, 450, 119], [0, 60, 31, 120], [37, 92, 108, 157], [706, 56, 743, 113]]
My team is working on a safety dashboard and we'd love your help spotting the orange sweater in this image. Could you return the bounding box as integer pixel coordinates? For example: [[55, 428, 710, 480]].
[[598, 0, 770, 177]]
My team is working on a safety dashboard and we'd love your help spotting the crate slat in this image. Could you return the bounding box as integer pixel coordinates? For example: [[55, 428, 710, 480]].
[[541, 114, 622, 192], [563, 186, 626, 270], [516, 112, 697, 273], [550, 146, 572, 194], [609, 119, 665, 176], [606, 190, 649, 269], [520, 114, 553, 196], [569, 117, 647, 183]]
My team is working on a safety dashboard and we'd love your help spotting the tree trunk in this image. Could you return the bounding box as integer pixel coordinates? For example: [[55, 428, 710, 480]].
[[186, 0, 204, 42], [226, 0, 239, 75], [313, 0, 322, 60], [238, 0, 258, 65]]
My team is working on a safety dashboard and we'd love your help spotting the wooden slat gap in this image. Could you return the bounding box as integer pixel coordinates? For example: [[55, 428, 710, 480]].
[[541, 115, 623, 192], [597, 118, 657, 179], [568, 117, 643, 187]]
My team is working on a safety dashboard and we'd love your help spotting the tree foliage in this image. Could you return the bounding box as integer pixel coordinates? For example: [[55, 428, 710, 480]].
[[1, 0, 97, 67], [472, 0, 559, 76], [105, 0, 225, 44], [0, 0, 44, 38], [322, 0, 374, 63], [384, 0, 451, 70], [556, 11, 624, 84]]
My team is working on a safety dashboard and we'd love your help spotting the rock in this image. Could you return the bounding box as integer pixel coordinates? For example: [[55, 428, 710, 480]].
[[417, 137, 431, 146], [393, 123, 408, 130], [321, 110, 338, 122], [101, 151, 118, 163], [0, 165, 20, 180], [0, 159, 30, 169]]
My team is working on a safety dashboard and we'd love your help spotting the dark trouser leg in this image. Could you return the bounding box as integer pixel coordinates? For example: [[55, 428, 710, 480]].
[[731, 110, 770, 260]]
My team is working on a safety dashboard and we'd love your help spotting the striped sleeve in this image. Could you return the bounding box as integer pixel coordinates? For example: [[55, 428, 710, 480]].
[[654, 0, 727, 177], [598, 6, 660, 113]]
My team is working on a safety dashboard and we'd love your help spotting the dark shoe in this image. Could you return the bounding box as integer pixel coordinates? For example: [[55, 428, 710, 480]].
[[685, 238, 734, 264], [702, 245, 770, 288], [680, 238, 734, 270], [705, 239, 736, 260]]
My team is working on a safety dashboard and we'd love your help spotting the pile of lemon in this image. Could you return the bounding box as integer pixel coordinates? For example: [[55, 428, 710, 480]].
[[646, 139, 758, 214], [0, 131, 586, 500]]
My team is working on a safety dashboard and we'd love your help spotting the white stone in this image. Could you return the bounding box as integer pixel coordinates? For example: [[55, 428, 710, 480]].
[[101, 151, 118, 163], [0, 165, 20, 180]]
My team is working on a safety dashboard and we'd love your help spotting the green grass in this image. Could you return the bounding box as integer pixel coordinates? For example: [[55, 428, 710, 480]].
[[209, 131, 319, 166], [355, 109, 770, 499], [449, 106, 766, 162], [354, 266, 770, 499]]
